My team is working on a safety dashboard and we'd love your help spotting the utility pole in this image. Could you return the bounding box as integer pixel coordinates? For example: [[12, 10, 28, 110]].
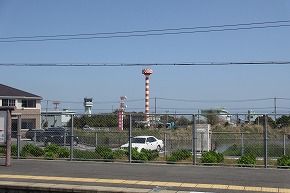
[[154, 97, 157, 123], [274, 97, 277, 123]]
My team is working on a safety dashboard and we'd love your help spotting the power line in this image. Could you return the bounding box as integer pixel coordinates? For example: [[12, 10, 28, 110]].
[[156, 97, 282, 103], [1, 61, 290, 67], [41, 99, 144, 107], [0, 20, 290, 43], [2, 20, 289, 40], [42, 97, 290, 104]]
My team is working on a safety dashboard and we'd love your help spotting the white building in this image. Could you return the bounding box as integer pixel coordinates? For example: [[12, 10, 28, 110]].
[[41, 109, 76, 128], [200, 108, 232, 123]]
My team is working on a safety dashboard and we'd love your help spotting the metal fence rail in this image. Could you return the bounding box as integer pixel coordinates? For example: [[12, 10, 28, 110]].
[[1, 113, 289, 168]]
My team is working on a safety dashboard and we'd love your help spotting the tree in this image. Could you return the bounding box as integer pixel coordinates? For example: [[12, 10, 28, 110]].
[[254, 115, 276, 128], [276, 115, 290, 128], [176, 116, 191, 126], [205, 110, 219, 126], [160, 115, 175, 123], [67, 114, 118, 128]]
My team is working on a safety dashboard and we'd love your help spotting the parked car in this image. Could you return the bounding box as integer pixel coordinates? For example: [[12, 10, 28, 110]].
[[82, 125, 93, 131], [120, 136, 164, 152], [25, 128, 45, 142], [44, 127, 79, 146]]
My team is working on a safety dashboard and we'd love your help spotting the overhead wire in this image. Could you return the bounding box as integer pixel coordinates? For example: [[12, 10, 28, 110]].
[[0, 20, 290, 43], [1, 19, 289, 40], [156, 97, 278, 103], [41, 97, 290, 114], [1, 61, 290, 67]]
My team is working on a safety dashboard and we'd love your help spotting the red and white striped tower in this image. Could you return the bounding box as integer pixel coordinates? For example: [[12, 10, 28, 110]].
[[52, 101, 60, 111], [142, 68, 153, 127], [118, 96, 127, 131]]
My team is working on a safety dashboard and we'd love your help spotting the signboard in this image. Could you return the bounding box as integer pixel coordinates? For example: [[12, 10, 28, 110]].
[[0, 111, 7, 143]]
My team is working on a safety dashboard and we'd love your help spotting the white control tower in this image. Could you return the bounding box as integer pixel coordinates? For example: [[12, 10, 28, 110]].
[[84, 97, 93, 115]]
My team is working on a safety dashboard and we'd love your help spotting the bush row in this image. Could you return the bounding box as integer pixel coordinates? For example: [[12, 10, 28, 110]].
[[0, 144, 70, 159], [223, 143, 290, 157], [1, 144, 290, 168]]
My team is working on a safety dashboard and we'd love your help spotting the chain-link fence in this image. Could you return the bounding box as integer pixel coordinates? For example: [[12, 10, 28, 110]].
[[1, 112, 290, 168]]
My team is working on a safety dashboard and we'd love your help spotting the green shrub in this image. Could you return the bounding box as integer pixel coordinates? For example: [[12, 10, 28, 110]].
[[20, 144, 44, 157], [0, 145, 18, 156], [73, 149, 88, 159], [277, 155, 290, 168], [0, 146, 5, 155], [113, 149, 127, 160], [172, 149, 191, 160], [136, 152, 148, 161], [58, 147, 70, 158], [166, 155, 178, 162], [44, 143, 70, 158], [216, 152, 225, 163], [95, 146, 114, 159], [125, 148, 159, 162], [201, 151, 224, 163], [130, 148, 148, 161], [237, 153, 256, 166], [167, 149, 191, 162], [74, 149, 100, 159], [11, 144, 18, 156], [44, 144, 60, 154], [224, 143, 287, 158], [202, 152, 217, 163], [140, 149, 159, 161], [44, 151, 56, 160], [223, 144, 242, 156]]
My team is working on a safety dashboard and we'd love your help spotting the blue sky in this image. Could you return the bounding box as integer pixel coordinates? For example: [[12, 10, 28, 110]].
[[0, 1, 290, 114]]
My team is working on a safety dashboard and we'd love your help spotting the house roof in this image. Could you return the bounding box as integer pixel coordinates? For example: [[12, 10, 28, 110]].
[[0, 84, 42, 99]]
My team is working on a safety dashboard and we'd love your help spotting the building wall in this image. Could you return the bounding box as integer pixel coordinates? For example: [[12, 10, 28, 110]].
[[0, 98, 43, 129], [13, 108, 42, 129]]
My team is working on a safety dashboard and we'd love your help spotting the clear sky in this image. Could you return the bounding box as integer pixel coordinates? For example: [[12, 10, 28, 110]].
[[0, 1, 290, 114]]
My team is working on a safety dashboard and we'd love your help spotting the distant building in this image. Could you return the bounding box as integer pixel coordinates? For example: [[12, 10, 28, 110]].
[[246, 109, 258, 124], [84, 97, 93, 115], [0, 84, 42, 133], [200, 108, 232, 123], [41, 109, 76, 128]]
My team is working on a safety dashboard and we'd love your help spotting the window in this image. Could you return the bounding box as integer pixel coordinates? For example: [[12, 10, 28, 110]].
[[148, 137, 157, 143], [132, 137, 146, 144], [22, 100, 36, 108], [2, 99, 15, 106], [21, 119, 36, 129]]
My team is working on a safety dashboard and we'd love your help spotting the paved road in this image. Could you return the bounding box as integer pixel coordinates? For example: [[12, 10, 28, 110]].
[[0, 158, 290, 193]]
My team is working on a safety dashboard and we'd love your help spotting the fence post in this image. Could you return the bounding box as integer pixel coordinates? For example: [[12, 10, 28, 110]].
[[201, 132, 204, 152], [17, 114, 21, 159], [192, 114, 197, 165], [164, 132, 167, 159], [129, 114, 132, 163], [70, 114, 74, 161], [95, 133, 98, 147], [263, 114, 268, 168], [283, 134, 286, 156], [241, 132, 244, 156], [6, 109, 12, 166], [33, 132, 37, 143]]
